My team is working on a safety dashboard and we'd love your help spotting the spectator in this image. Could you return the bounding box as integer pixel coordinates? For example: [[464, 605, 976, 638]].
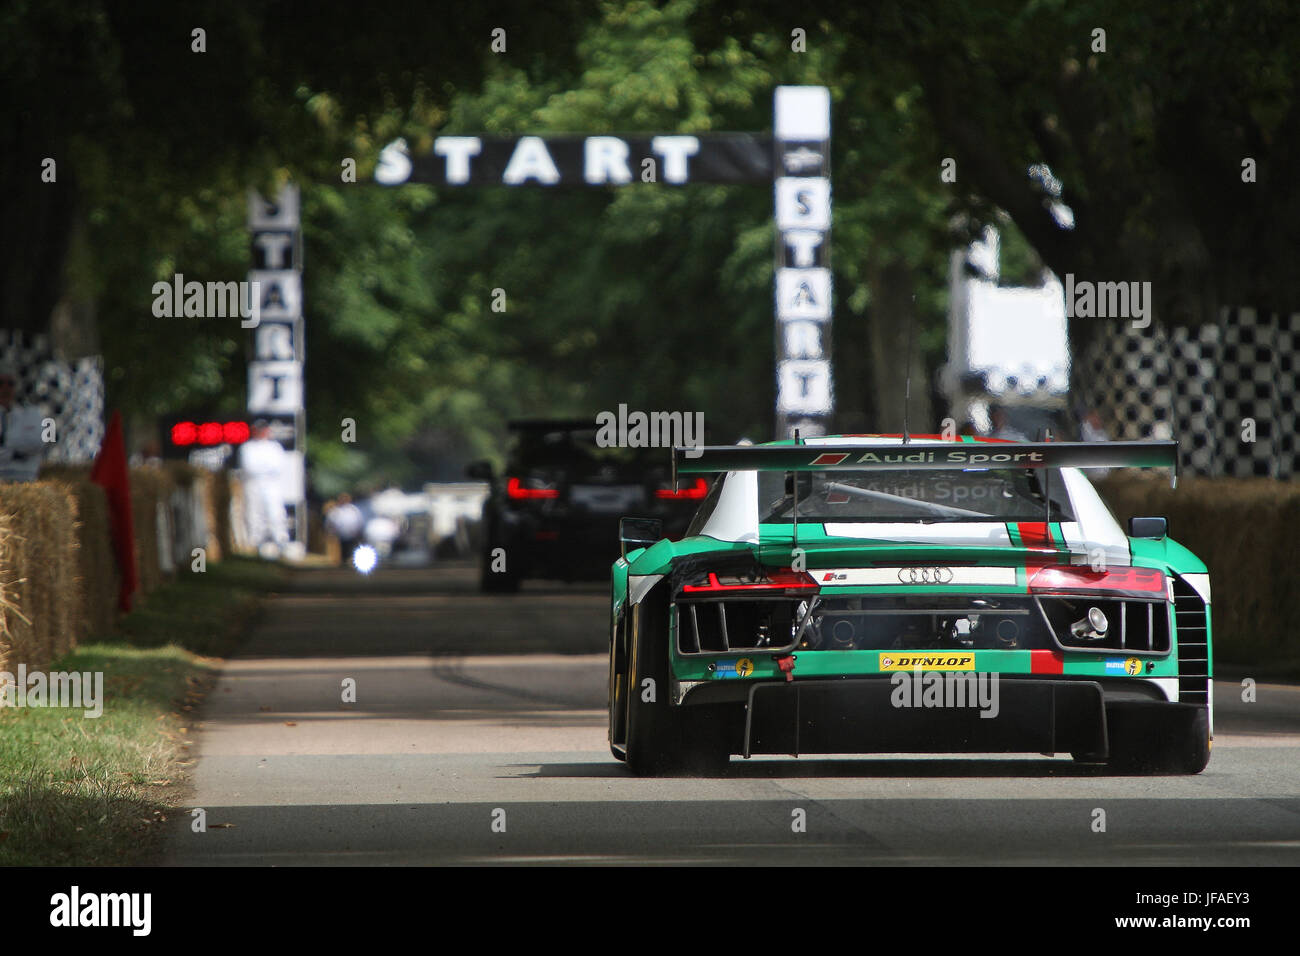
[[239, 419, 289, 557], [325, 493, 365, 566], [364, 512, 401, 555], [0, 366, 46, 482]]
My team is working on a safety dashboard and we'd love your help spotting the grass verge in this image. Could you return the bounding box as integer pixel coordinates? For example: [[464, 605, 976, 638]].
[[0, 557, 285, 865]]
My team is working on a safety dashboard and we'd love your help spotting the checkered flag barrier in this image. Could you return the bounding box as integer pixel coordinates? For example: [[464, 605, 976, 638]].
[[0, 330, 105, 466], [1076, 308, 1299, 478]]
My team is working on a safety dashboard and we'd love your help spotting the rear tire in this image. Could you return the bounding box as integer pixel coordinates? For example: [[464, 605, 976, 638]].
[[624, 590, 730, 776], [608, 613, 628, 761]]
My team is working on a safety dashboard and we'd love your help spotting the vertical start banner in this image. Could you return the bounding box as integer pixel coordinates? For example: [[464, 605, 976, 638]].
[[773, 86, 832, 438], [247, 185, 307, 550]]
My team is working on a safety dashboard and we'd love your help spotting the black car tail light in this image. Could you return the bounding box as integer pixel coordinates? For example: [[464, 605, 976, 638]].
[[506, 477, 559, 500], [655, 478, 709, 500]]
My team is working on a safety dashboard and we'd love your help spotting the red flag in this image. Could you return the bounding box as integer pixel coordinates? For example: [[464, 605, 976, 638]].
[[90, 410, 138, 612]]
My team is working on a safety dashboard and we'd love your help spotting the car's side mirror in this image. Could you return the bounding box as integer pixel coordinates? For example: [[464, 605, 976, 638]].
[[619, 516, 663, 558], [1129, 516, 1167, 539], [466, 459, 494, 481]]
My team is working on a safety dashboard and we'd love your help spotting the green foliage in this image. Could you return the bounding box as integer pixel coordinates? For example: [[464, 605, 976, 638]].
[[996, 216, 1048, 288], [8, 0, 1294, 491], [299, 0, 963, 488], [305, 1, 789, 487]]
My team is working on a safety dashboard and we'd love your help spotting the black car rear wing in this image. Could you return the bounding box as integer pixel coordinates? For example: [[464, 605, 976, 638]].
[[672, 440, 1179, 487]]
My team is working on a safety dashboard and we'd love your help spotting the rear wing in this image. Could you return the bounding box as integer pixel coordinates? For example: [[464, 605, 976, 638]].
[[672, 440, 1179, 487]]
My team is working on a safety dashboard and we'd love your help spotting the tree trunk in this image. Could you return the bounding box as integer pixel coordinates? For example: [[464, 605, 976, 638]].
[[0, 163, 78, 335], [863, 259, 932, 435]]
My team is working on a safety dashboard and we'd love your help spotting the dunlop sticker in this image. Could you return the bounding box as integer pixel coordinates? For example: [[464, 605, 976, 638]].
[[879, 652, 976, 672]]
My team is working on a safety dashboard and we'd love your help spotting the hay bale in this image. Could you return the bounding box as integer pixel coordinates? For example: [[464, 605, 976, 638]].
[[128, 466, 174, 597], [39, 465, 130, 634], [1096, 473, 1300, 663], [0, 482, 82, 672], [0, 462, 234, 671], [49, 471, 117, 641]]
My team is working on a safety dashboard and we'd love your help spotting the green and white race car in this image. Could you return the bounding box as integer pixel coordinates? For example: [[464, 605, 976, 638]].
[[608, 434, 1212, 775]]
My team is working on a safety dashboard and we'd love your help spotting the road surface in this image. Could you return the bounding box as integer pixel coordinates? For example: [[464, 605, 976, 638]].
[[164, 564, 1300, 865]]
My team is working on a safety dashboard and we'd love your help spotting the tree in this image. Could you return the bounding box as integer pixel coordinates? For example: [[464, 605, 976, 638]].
[[0, 0, 595, 392], [797, 0, 1298, 341]]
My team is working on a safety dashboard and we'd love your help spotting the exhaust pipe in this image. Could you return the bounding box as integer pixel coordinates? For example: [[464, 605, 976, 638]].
[[995, 618, 1019, 647], [1070, 607, 1109, 641]]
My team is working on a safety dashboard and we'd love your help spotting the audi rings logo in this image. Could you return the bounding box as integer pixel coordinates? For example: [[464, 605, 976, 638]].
[[898, 566, 954, 585]]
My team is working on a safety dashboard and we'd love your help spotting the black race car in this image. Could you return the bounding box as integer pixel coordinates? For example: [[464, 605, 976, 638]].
[[468, 419, 705, 592]]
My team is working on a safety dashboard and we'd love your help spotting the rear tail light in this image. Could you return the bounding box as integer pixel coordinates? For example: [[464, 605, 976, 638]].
[[506, 477, 559, 500], [1029, 565, 1166, 598], [682, 568, 818, 593], [655, 478, 709, 500]]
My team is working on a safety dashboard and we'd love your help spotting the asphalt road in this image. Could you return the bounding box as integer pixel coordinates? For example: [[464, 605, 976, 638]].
[[165, 563, 1300, 866]]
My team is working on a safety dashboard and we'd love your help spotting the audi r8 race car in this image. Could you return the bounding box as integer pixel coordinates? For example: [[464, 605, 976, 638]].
[[608, 434, 1212, 776]]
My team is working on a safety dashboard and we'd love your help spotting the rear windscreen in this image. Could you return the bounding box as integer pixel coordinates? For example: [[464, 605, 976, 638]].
[[508, 427, 668, 482], [757, 468, 1074, 522]]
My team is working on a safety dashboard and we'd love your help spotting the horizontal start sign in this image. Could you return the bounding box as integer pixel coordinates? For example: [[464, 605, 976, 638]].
[[376, 134, 773, 186]]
